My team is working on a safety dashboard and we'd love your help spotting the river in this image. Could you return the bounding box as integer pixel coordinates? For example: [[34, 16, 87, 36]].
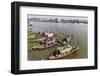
[[28, 22, 88, 60]]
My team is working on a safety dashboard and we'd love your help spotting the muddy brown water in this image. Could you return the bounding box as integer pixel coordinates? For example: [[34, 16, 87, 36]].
[[28, 22, 88, 60]]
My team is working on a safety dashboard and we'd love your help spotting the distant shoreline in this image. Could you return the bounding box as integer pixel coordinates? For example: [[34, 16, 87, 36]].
[[28, 18, 88, 24]]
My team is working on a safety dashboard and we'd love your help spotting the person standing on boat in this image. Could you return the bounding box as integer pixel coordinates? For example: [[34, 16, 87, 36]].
[[43, 39, 47, 47], [53, 49, 61, 57]]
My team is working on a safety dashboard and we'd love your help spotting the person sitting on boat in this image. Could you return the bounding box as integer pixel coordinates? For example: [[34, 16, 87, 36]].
[[53, 49, 61, 57]]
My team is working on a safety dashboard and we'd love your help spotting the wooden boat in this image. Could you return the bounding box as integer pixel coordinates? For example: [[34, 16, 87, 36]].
[[56, 35, 73, 45], [48, 45, 79, 60], [32, 43, 56, 50], [31, 31, 57, 50]]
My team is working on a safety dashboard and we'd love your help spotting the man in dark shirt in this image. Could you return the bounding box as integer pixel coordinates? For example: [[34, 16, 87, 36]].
[[53, 49, 61, 57]]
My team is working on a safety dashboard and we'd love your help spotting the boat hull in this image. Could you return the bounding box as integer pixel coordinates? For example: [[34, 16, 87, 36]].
[[49, 47, 79, 60], [32, 43, 56, 50]]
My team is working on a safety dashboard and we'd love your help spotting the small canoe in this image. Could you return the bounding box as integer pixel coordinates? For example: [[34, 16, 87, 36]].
[[48, 46, 79, 60]]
